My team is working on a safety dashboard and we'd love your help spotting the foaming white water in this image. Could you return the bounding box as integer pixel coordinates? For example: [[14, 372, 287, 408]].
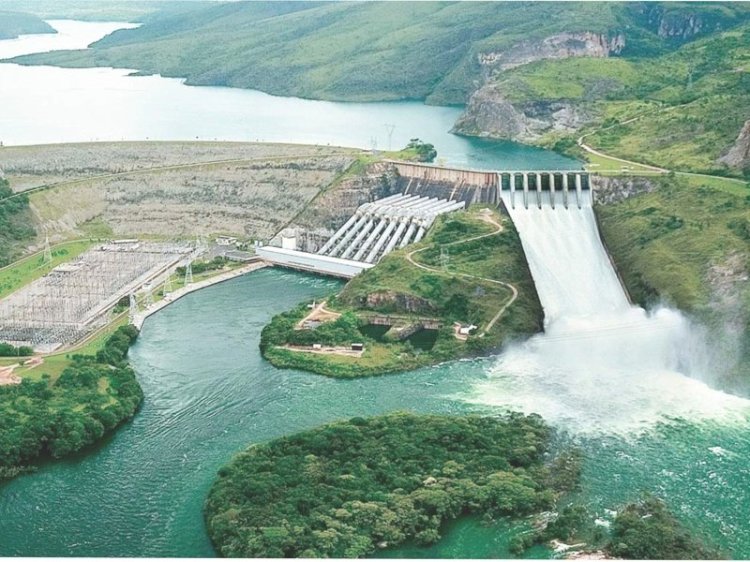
[[465, 191, 749, 434]]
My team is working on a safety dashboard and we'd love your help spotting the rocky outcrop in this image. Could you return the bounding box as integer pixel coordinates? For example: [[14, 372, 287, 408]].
[[718, 120, 750, 170], [591, 176, 659, 205], [451, 87, 527, 139], [361, 291, 435, 314], [477, 32, 625, 78], [638, 4, 709, 40], [452, 31, 623, 141], [451, 86, 595, 142], [288, 162, 400, 239]]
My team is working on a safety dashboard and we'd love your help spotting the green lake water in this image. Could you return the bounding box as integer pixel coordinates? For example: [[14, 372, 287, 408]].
[[1, 269, 749, 557]]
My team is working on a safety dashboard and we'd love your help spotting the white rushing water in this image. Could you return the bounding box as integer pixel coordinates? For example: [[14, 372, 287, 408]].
[[467, 190, 749, 434]]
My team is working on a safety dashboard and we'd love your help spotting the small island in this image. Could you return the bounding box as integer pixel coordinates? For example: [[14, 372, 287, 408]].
[[204, 412, 578, 558]]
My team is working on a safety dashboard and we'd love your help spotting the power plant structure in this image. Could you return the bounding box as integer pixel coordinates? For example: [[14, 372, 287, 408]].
[[257, 193, 465, 278], [257, 162, 592, 279], [497, 171, 591, 210], [316, 194, 465, 263], [0, 242, 195, 352]]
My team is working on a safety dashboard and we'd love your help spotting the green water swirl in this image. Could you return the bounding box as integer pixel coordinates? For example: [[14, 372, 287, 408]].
[[0, 269, 748, 557]]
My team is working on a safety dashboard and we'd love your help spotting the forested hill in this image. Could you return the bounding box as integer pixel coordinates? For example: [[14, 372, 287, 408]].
[[0, 11, 55, 39], [12, 2, 750, 104]]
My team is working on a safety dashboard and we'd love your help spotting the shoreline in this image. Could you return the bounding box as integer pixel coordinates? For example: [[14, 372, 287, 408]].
[[132, 260, 269, 330]]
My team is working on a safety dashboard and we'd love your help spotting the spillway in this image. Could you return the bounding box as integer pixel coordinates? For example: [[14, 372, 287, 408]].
[[466, 189, 749, 434]]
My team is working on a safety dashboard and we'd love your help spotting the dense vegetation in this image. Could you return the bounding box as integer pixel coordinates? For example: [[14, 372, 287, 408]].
[[14, 2, 750, 104], [0, 179, 36, 267], [607, 496, 722, 559], [0, 342, 33, 357], [595, 175, 750, 390], [175, 255, 229, 277], [261, 207, 542, 377], [0, 10, 54, 39], [205, 412, 577, 558], [0, 325, 143, 480]]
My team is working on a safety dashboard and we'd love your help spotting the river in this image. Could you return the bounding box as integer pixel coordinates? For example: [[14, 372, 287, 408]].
[[1, 20, 750, 559]]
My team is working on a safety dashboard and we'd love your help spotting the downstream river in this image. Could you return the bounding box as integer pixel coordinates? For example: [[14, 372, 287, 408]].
[[1, 20, 750, 559]]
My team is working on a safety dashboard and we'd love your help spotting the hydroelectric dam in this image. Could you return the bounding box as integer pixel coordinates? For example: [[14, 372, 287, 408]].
[[257, 161, 591, 278]]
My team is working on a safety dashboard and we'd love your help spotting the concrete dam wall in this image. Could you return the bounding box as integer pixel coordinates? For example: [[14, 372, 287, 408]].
[[388, 160, 590, 209]]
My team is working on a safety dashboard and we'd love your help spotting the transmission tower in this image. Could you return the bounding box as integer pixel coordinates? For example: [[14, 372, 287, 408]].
[[195, 234, 207, 256], [143, 283, 154, 308], [370, 136, 379, 155], [440, 247, 450, 271], [384, 123, 395, 151], [184, 260, 193, 285], [163, 275, 173, 296], [128, 293, 138, 325], [43, 232, 52, 264]]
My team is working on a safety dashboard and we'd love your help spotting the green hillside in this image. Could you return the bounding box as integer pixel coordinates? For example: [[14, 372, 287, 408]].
[[13, 2, 750, 104], [0, 10, 54, 39], [492, 24, 750, 175], [0, 179, 35, 267]]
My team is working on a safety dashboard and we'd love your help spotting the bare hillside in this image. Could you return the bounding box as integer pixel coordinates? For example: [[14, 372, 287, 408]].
[[0, 142, 357, 243]]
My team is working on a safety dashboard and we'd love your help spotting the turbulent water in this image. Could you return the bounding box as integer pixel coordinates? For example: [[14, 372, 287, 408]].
[[467, 191, 750, 434]]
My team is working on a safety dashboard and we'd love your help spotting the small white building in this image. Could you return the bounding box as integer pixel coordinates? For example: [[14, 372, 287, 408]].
[[457, 323, 477, 336], [216, 236, 238, 246]]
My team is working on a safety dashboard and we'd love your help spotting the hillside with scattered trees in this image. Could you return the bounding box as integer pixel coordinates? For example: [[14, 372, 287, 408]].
[[0, 326, 144, 481]]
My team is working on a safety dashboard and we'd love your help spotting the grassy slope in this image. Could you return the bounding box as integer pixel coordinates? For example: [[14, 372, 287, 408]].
[[496, 23, 750, 175], [0, 240, 92, 299], [0, 10, 54, 39], [262, 207, 542, 378], [12, 1, 724, 105]]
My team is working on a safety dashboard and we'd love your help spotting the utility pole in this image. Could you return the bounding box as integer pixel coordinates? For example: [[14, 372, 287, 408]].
[[143, 283, 154, 308], [440, 247, 450, 271], [163, 275, 173, 296], [43, 231, 52, 265], [128, 293, 138, 325], [384, 124, 395, 151]]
